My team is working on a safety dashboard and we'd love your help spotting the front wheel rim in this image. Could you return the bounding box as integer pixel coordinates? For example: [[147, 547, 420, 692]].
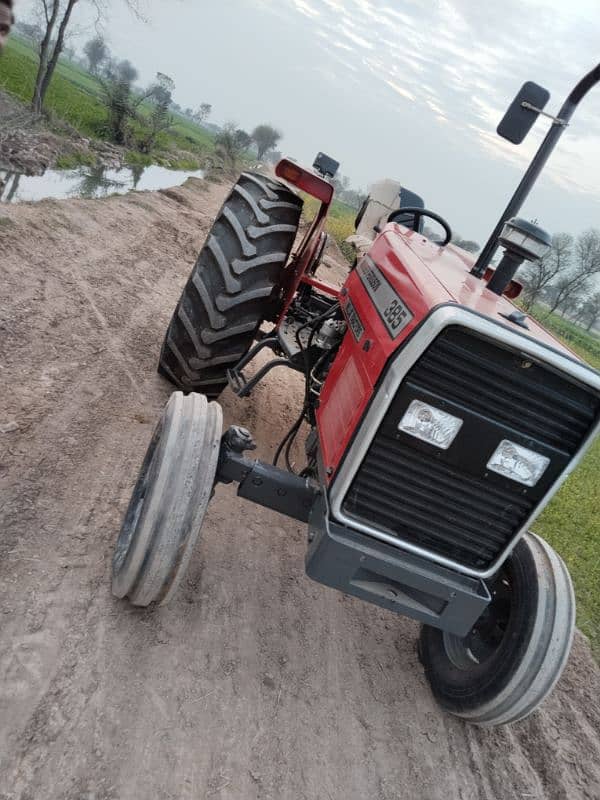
[[443, 572, 512, 671]]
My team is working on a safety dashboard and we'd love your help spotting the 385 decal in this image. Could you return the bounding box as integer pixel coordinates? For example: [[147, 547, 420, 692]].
[[356, 257, 413, 339]]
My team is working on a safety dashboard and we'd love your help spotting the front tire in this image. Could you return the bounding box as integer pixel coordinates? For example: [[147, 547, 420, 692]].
[[158, 172, 302, 397], [112, 392, 223, 607], [419, 532, 575, 726]]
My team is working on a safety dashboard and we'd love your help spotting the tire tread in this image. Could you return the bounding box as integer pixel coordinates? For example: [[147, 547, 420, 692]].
[[158, 172, 302, 395]]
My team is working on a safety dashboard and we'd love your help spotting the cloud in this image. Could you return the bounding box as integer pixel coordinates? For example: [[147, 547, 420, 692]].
[[241, 0, 600, 204], [339, 26, 374, 50], [384, 79, 416, 102], [292, 0, 321, 18]]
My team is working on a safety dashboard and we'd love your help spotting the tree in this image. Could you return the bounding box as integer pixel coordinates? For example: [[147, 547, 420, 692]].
[[83, 34, 108, 73], [577, 292, 600, 332], [332, 174, 350, 194], [139, 72, 175, 152], [193, 103, 212, 125], [266, 149, 282, 165], [453, 237, 480, 253], [546, 229, 600, 315], [14, 20, 44, 43], [214, 123, 252, 172], [31, 1, 143, 114], [99, 59, 144, 144], [251, 123, 281, 160], [521, 232, 573, 311], [32, 0, 77, 114]]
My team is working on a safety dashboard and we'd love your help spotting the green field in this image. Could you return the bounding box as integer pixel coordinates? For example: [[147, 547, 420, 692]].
[[0, 36, 213, 167], [525, 312, 600, 658]]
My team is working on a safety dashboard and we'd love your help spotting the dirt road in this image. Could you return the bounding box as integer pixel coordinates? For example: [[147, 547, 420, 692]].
[[1, 178, 600, 800]]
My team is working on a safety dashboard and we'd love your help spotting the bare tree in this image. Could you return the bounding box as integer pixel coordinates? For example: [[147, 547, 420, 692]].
[[32, 0, 79, 114], [251, 123, 282, 160], [547, 230, 600, 316], [521, 232, 573, 311], [31, 0, 144, 114]]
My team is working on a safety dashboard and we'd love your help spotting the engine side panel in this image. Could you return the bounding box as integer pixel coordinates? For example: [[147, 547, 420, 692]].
[[316, 231, 452, 478]]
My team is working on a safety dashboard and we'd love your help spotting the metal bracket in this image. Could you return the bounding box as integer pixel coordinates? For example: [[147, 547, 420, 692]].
[[216, 426, 320, 522], [226, 334, 302, 397], [521, 101, 569, 127]]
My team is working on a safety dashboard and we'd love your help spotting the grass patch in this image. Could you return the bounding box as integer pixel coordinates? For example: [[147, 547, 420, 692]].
[[303, 195, 356, 261], [54, 151, 97, 169], [530, 307, 600, 365]]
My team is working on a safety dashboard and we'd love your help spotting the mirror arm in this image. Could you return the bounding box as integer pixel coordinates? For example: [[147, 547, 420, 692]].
[[471, 63, 600, 278]]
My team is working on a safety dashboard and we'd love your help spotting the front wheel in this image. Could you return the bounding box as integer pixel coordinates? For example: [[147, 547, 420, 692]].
[[419, 532, 575, 726], [112, 392, 223, 607]]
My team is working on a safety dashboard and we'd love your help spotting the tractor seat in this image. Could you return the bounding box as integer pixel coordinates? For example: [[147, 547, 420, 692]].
[[393, 188, 425, 233]]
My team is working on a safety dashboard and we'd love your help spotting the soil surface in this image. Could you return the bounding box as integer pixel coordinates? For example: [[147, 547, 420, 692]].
[[1, 178, 600, 800], [0, 89, 123, 175]]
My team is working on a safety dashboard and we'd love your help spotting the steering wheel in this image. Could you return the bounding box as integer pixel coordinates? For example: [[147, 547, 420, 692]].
[[387, 207, 452, 246]]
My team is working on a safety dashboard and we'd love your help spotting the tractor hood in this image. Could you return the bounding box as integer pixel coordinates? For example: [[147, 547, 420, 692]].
[[382, 223, 581, 362]]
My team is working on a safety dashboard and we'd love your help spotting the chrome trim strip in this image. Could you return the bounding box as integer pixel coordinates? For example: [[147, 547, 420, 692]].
[[328, 306, 600, 579]]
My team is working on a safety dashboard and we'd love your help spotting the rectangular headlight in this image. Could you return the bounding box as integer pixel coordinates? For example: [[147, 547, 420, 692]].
[[398, 400, 463, 450], [487, 440, 550, 486]]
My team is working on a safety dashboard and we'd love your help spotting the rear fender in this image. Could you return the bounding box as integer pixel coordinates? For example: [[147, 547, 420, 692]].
[[274, 159, 339, 322]]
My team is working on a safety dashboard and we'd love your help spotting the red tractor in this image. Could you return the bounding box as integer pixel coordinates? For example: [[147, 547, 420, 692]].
[[112, 65, 600, 726]]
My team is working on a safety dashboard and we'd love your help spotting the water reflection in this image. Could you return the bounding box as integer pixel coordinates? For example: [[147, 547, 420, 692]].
[[71, 165, 128, 199], [0, 172, 21, 202], [0, 164, 204, 204]]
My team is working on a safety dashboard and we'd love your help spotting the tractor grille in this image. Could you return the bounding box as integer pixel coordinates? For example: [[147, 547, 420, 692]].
[[409, 328, 595, 455], [342, 326, 599, 571]]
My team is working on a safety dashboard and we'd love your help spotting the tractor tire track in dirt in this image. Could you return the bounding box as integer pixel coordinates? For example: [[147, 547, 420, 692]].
[[1, 178, 599, 800]]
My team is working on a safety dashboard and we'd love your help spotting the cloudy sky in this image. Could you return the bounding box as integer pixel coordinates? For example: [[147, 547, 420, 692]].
[[18, 0, 600, 243]]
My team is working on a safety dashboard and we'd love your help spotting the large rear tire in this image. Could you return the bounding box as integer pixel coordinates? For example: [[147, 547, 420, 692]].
[[419, 532, 575, 726], [158, 172, 303, 397], [112, 392, 223, 607]]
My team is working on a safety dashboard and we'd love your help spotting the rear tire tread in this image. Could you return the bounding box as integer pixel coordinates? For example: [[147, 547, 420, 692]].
[[158, 171, 302, 394]]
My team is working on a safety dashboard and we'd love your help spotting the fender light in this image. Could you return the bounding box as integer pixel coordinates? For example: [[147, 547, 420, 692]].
[[276, 159, 334, 204]]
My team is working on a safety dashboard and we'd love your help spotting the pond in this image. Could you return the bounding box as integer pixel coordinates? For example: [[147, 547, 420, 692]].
[[0, 164, 205, 203]]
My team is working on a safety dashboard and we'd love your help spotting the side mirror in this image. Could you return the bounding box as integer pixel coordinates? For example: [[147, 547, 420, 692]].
[[313, 152, 339, 179], [497, 81, 550, 144]]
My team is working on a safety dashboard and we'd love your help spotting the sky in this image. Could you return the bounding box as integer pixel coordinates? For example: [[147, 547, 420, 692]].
[[17, 0, 600, 244]]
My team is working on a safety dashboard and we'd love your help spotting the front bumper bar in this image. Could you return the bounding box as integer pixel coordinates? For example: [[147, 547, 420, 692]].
[[306, 496, 490, 637]]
